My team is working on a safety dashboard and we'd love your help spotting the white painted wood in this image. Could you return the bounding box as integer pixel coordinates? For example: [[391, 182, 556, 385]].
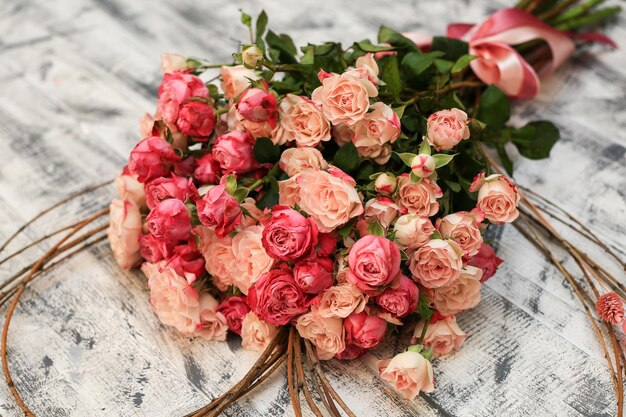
[[0, 0, 624, 416]]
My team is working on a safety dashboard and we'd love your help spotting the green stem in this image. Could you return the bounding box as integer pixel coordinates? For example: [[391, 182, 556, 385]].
[[555, 6, 620, 30], [551, 0, 606, 23], [538, 0, 581, 21]]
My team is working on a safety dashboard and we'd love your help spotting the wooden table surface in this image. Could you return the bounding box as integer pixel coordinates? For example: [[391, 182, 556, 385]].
[[0, 0, 624, 416]]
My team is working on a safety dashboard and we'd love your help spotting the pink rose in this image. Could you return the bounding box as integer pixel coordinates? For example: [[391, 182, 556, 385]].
[[412, 317, 466, 357], [239, 197, 267, 228], [212, 131, 258, 175], [279, 147, 328, 177], [410, 154, 436, 178], [311, 282, 368, 319], [374, 173, 397, 195], [236, 87, 278, 128], [146, 199, 191, 243], [375, 274, 419, 318], [353, 137, 392, 165], [128, 136, 181, 183], [436, 211, 483, 257], [470, 173, 520, 224], [344, 311, 387, 349], [409, 239, 464, 288], [194, 293, 229, 341], [395, 175, 442, 216], [316, 232, 337, 257], [363, 197, 400, 229], [332, 123, 355, 146], [108, 199, 142, 270], [166, 244, 206, 280], [297, 169, 364, 233], [139, 233, 174, 263], [467, 243, 503, 282], [355, 53, 380, 85], [241, 311, 279, 352], [353, 102, 400, 145], [196, 184, 242, 238], [311, 71, 378, 125], [115, 170, 145, 208], [276, 94, 331, 147], [432, 266, 483, 315], [262, 206, 318, 261], [226, 105, 274, 141], [426, 108, 470, 150], [296, 312, 345, 360], [175, 101, 216, 138], [378, 351, 435, 400], [193, 153, 222, 184], [278, 176, 301, 208], [335, 342, 365, 360], [220, 65, 261, 101], [248, 268, 308, 326], [139, 113, 159, 140], [195, 227, 236, 291], [231, 225, 275, 294], [145, 174, 198, 210], [293, 257, 334, 295], [160, 53, 188, 73], [347, 235, 401, 295], [157, 72, 208, 124], [217, 296, 251, 335], [393, 214, 434, 250]]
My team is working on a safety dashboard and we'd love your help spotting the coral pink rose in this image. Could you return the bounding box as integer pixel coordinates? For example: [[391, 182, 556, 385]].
[[212, 131, 258, 175], [347, 235, 401, 295], [166, 244, 206, 280], [217, 296, 251, 335], [231, 225, 275, 294], [432, 266, 483, 315], [278, 176, 301, 208], [193, 153, 222, 185], [393, 214, 434, 250], [115, 170, 145, 208], [332, 123, 355, 146], [139, 233, 174, 263], [395, 175, 442, 216], [436, 211, 484, 257], [353, 102, 400, 145], [355, 53, 380, 85], [344, 311, 387, 349], [409, 239, 464, 288], [108, 199, 142, 270], [160, 52, 187, 73], [470, 173, 520, 224], [128, 136, 181, 183], [175, 101, 216, 138], [196, 184, 242, 238], [311, 282, 368, 318], [146, 199, 191, 242], [412, 317, 466, 357], [236, 87, 278, 128], [261, 206, 318, 261], [157, 72, 208, 124], [297, 169, 364, 233], [468, 243, 503, 282], [276, 94, 331, 147], [239, 197, 268, 228], [195, 227, 236, 291], [375, 274, 419, 318], [279, 147, 328, 177], [220, 65, 261, 101], [194, 293, 229, 341], [248, 268, 308, 326], [145, 174, 198, 210], [363, 197, 400, 229], [241, 311, 279, 352], [353, 137, 392, 164], [374, 173, 397, 195], [293, 257, 334, 295], [311, 71, 378, 125], [226, 105, 275, 141], [378, 351, 435, 400], [139, 112, 159, 140], [426, 108, 470, 150], [296, 312, 345, 360]]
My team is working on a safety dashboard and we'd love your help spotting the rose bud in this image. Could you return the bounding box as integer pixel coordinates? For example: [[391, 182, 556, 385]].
[[344, 311, 387, 349], [467, 243, 503, 282], [217, 296, 251, 335], [127, 136, 181, 183], [426, 108, 470, 150], [157, 72, 209, 124], [293, 257, 334, 295], [412, 316, 466, 358], [346, 235, 401, 295], [248, 268, 308, 326], [375, 274, 419, 318], [145, 174, 199, 210], [139, 233, 174, 263], [146, 199, 192, 242], [411, 154, 436, 178], [212, 131, 259, 175], [175, 101, 216, 138], [167, 244, 206, 280], [261, 206, 318, 261], [469, 173, 520, 224], [160, 52, 188, 73], [408, 239, 464, 288], [108, 199, 142, 270], [196, 184, 242, 238], [374, 173, 397, 195], [193, 153, 221, 185], [242, 45, 263, 68], [377, 351, 434, 400], [393, 214, 434, 250]]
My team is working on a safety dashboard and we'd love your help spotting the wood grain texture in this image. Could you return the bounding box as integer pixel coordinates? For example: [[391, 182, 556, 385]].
[[0, 0, 624, 416]]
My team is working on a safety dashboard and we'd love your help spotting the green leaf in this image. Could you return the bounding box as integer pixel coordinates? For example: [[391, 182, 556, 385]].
[[225, 175, 238, 195], [434, 58, 454, 74], [433, 153, 456, 168], [367, 221, 385, 236], [451, 54, 476, 73], [401, 51, 444, 78], [333, 143, 360, 173], [255, 11, 268, 43], [410, 172, 423, 184], [430, 229, 442, 240], [253, 137, 281, 164], [232, 187, 250, 203], [417, 293, 434, 321], [240, 11, 252, 29], [407, 344, 423, 353], [256, 184, 279, 209], [378, 26, 419, 51], [477, 85, 510, 128], [338, 217, 358, 239], [419, 139, 431, 155], [394, 152, 416, 167], [354, 39, 395, 53], [430, 36, 469, 61], [496, 144, 514, 175], [380, 55, 401, 99], [421, 347, 433, 361], [266, 30, 298, 63], [445, 180, 461, 192], [510, 121, 560, 160]]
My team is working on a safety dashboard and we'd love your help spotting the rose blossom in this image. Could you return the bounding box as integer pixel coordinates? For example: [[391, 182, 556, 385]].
[[378, 351, 435, 400], [239, 197, 268, 228], [353, 137, 392, 164], [276, 94, 331, 147], [139, 233, 174, 263], [160, 52, 187, 73], [217, 296, 251, 335], [241, 311, 279, 352], [395, 175, 442, 216], [335, 343, 366, 360], [293, 257, 334, 295], [375, 274, 419, 318], [470, 173, 520, 224], [426, 108, 470, 150], [166, 244, 206, 280], [175, 101, 216, 138], [347, 235, 401, 294], [297, 169, 364, 233], [296, 312, 345, 360], [311, 70, 378, 125], [410, 154, 436, 178], [146, 199, 191, 242], [279, 147, 328, 177], [436, 211, 483, 257], [317, 232, 337, 257], [226, 105, 274, 141], [468, 243, 503, 282], [193, 153, 221, 184], [332, 123, 355, 146], [157, 72, 208, 124], [108, 199, 142, 270], [212, 131, 258, 175], [355, 53, 380, 85], [432, 266, 483, 315], [248, 268, 308, 326], [242, 45, 263, 67], [353, 102, 400, 145], [231, 225, 275, 294], [311, 282, 368, 318], [261, 206, 318, 261], [139, 112, 158, 138], [374, 173, 397, 195], [220, 65, 261, 101], [363, 197, 400, 229], [393, 214, 434, 250], [145, 174, 198, 210], [195, 227, 236, 291], [409, 239, 464, 288], [412, 317, 466, 357], [278, 176, 301, 207], [196, 184, 242, 238], [236, 87, 278, 127], [344, 311, 387, 349], [194, 293, 229, 341], [128, 136, 181, 183], [115, 170, 145, 208]]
